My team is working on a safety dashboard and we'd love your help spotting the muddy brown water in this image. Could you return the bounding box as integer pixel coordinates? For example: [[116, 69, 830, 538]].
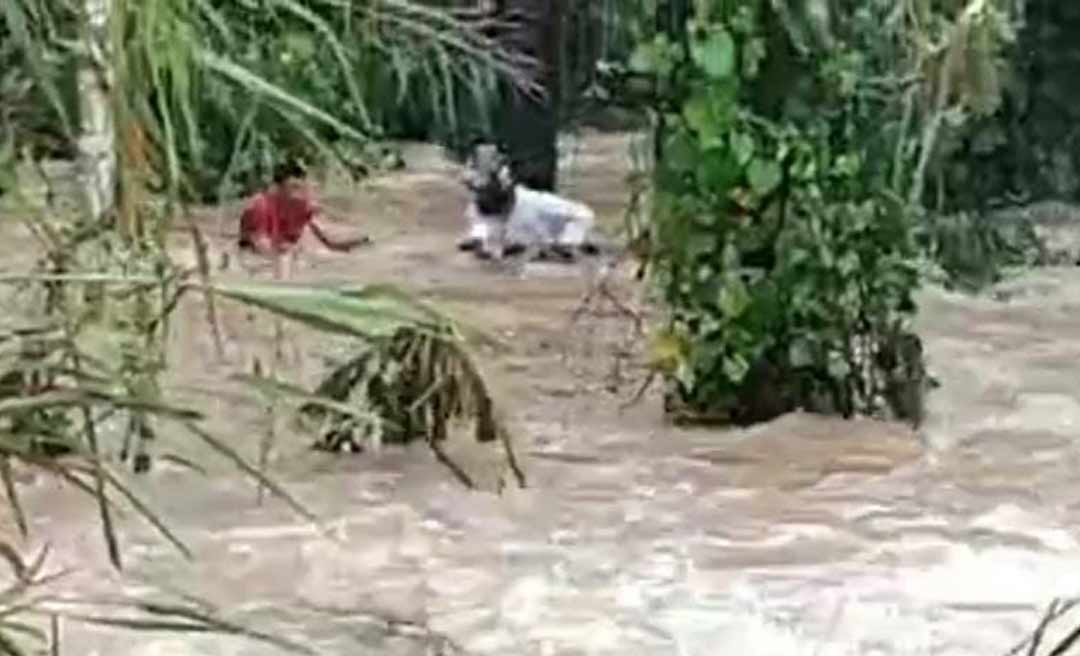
[[4, 132, 1080, 655]]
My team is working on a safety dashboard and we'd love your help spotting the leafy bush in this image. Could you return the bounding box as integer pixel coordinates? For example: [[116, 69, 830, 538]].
[[630, 3, 930, 425]]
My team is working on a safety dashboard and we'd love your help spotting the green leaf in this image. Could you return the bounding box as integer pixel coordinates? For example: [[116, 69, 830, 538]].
[[683, 95, 713, 136], [692, 29, 736, 80], [687, 233, 718, 258], [696, 150, 740, 191], [282, 32, 316, 61], [838, 251, 861, 275], [717, 278, 751, 319], [742, 37, 768, 78], [788, 246, 812, 267], [788, 339, 814, 368], [730, 132, 755, 166], [628, 43, 657, 74], [747, 158, 783, 196], [722, 241, 742, 270], [833, 153, 861, 178], [722, 353, 750, 383], [706, 81, 739, 125], [628, 35, 677, 77], [663, 131, 700, 174], [826, 351, 851, 380]]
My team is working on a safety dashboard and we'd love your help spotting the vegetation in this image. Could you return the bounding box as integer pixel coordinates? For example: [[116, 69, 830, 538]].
[[0, 0, 531, 652], [213, 281, 526, 490], [1, 0, 536, 203], [606, 0, 1022, 425], [937, 4, 1080, 211], [0, 0, 1075, 652]]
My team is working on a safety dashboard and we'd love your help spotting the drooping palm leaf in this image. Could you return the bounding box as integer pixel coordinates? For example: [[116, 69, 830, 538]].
[[298, 325, 526, 490], [210, 280, 525, 490], [206, 281, 452, 339]]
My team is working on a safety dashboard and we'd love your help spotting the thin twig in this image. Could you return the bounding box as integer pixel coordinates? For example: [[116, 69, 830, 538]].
[[427, 437, 476, 490], [183, 209, 226, 362], [1048, 601, 1080, 656], [1028, 599, 1060, 656], [1004, 598, 1080, 656], [570, 251, 646, 335], [497, 426, 527, 489], [620, 369, 658, 411], [49, 613, 59, 656]]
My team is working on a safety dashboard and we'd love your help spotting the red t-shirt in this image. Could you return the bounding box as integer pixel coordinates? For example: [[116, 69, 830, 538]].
[[239, 190, 319, 252]]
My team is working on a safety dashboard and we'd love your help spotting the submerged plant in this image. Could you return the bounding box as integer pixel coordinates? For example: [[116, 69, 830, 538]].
[[209, 281, 527, 492]]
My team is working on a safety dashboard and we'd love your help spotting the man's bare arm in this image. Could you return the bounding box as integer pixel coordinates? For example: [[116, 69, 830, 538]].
[[309, 220, 371, 252]]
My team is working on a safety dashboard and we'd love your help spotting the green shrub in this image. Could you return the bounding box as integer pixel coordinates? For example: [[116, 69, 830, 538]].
[[632, 3, 930, 426]]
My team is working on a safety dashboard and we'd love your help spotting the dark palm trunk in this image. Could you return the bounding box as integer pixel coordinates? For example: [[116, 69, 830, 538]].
[[495, 0, 563, 191]]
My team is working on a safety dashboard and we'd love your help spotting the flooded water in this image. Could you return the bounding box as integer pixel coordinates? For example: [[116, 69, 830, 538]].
[[5, 132, 1080, 655]]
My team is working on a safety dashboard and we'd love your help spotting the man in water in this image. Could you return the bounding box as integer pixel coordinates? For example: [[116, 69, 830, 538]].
[[456, 142, 595, 263], [238, 159, 369, 278]]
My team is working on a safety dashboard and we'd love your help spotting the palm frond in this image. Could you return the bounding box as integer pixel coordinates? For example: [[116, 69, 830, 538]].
[[206, 280, 452, 340], [210, 281, 526, 490]]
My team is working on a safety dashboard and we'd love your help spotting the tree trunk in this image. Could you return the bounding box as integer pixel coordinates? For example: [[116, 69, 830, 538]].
[[496, 0, 563, 192], [75, 0, 116, 221]]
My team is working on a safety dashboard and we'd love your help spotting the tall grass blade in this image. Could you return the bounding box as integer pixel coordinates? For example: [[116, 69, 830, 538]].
[[0, 618, 43, 642], [0, 459, 27, 538], [0, 390, 202, 422], [66, 603, 317, 655], [231, 372, 385, 427], [179, 421, 319, 528], [196, 50, 368, 143], [48, 614, 57, 656], [79, 401, 122, 571], [95, 468, 193, 562], [0, 630, 27, 656], [0, 542, 26, 581]]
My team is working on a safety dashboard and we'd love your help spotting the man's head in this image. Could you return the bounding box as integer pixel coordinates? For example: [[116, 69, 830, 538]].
[[462, 143, 511, 187], [462, 142, 515, 216], [272, 158, 310, 197]]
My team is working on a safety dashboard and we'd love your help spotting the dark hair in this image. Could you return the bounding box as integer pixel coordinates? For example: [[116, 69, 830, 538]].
[[272, 158, 307, 185]]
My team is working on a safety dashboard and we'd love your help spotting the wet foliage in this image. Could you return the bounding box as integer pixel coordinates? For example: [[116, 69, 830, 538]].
[[212, 282, 527, 491], [607, 1, 1024, 426], [0, 1, 535, 651]]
